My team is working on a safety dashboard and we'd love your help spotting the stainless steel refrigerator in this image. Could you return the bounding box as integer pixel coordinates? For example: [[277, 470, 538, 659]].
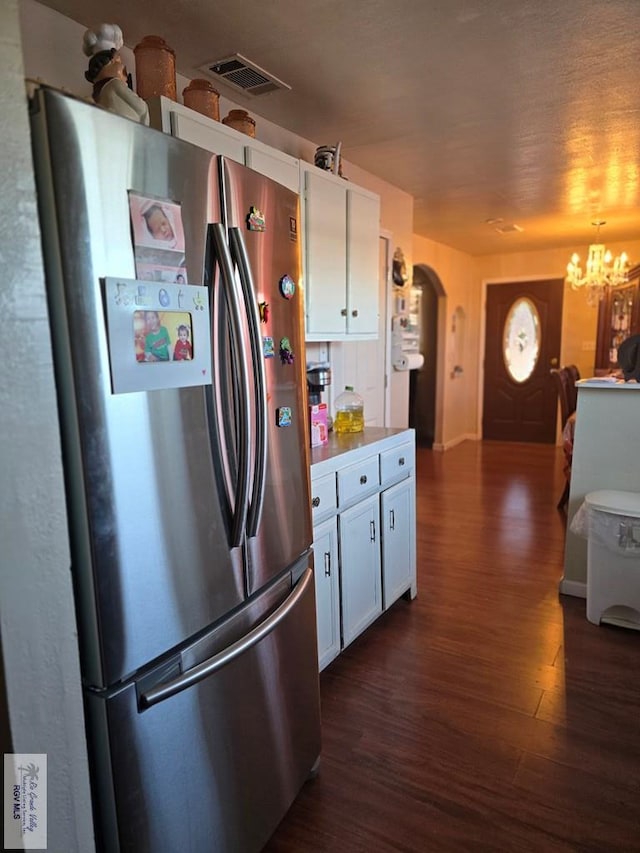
[[29, 86, 320, 853]]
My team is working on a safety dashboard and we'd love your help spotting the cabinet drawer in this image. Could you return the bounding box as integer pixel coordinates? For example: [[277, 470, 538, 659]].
[[380, 442, 413, 484], [337, 454, 380, 506], [310, 473, 337, 521]]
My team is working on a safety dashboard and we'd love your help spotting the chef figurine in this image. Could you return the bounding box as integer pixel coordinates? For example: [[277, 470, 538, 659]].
[[82, 24, 149, 125]]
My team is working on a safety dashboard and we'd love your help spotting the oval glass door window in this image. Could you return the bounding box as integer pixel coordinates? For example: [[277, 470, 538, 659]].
[[503, 298, 540, 382]]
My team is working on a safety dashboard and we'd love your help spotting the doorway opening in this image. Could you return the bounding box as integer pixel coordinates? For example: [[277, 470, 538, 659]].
[[409, 264, 445, 448]]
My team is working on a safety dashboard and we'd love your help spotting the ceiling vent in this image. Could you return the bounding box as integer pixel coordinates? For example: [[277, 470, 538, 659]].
[[199, 54, 291, 96], [495, 223, 523, 234]]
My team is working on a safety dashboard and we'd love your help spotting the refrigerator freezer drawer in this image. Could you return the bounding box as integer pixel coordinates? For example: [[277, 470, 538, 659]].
[[86, 566, 321, 853]]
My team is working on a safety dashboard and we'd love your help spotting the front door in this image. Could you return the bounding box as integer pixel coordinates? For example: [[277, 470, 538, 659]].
[[482, 279, 563, 443]]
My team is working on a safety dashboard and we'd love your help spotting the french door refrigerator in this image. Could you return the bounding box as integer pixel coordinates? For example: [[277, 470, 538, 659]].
[[29, 86, 320, 852]]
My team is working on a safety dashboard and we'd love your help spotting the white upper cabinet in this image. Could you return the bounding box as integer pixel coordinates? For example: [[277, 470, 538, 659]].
[[346, 187, 380, 337], [301, 165, 380, 341], [147, 97, 299, 189], [303, 168, 348, 338], [148, 97, 245, 162], [244, 142, 300, 194]]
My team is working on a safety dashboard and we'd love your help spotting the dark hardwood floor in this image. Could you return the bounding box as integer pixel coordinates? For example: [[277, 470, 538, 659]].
[[264, 440, 640, 853]]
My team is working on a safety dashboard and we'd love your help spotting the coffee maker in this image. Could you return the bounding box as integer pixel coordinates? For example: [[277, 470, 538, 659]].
[[306, 363, 331, 406]]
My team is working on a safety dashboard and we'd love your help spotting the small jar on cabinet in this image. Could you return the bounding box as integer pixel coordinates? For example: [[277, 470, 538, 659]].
[[182, 79, 220, 121], [222, 109, 256, 138]]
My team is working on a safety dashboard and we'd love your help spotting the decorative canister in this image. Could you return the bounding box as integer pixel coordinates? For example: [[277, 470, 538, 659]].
[[222, 109, 256, 137], [134, 35, 177, 101], [182, 79, 220, 121]]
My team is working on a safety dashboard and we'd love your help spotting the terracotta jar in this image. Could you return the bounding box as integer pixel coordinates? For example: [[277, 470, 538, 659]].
[[134, 35, 177, 101], [182, 79, 220, 121], [222, 109, 256, 138]]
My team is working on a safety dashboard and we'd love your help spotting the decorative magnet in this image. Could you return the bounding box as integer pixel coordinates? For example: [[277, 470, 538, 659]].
[[114, 281, 131, 306], [279, 274, 296, 300], [247, 206, 266, 232], [159, 287, 170, 307], [259, 301, 270, 323], [279, 337, 294, 364], [263, 336, 274, 358], [193, 291, 205, 311], [276, 406, 292, 427]]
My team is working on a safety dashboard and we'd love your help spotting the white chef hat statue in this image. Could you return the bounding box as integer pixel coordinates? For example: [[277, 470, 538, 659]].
[[82, 24, 149, 125]]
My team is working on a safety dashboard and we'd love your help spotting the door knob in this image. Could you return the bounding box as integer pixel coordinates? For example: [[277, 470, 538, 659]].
[[550, 357, 559, 366]]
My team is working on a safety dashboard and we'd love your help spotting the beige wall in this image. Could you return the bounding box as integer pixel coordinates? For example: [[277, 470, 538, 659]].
[[20, 0, 415, 430], [1, 2, 95, 850], [412, 238, 640, 448], [412, 235, 479, 448], [475, 240, 640, 379]]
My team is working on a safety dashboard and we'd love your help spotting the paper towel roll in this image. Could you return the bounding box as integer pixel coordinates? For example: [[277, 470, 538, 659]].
[[393, 352, 424, 371]]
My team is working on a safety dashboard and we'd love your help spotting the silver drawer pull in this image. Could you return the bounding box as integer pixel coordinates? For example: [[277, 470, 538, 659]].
[[324, 551, 331, 577], [370, 520, 376, 542], [312, 496, 320, 508], [398, 457, 405, 466], [360, 475, 367, 485], [390, 509, 395, 530]]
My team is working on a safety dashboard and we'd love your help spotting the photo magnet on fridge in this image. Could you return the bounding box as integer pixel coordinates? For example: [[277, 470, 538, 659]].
[[103, 277, 212, 394]]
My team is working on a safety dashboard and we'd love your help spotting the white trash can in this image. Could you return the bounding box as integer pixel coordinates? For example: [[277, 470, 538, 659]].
[[584, 490, 640, 629]]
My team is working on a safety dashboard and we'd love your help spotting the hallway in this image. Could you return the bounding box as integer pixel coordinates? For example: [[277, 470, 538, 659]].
[[265, 440, 640, 852]]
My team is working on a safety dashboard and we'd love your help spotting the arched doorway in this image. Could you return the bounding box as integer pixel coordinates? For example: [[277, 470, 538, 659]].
[[409, 264, 445, 447]]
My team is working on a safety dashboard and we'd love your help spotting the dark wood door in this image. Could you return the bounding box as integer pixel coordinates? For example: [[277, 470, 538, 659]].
[[482, 279, 563, 443]]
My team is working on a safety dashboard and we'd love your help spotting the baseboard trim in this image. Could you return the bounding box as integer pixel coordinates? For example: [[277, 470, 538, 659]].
[[559, 578, 587, 599], [432, 433, 480, 452]]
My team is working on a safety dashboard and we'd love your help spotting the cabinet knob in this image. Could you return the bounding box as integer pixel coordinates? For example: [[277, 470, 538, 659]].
[[360, 474, 368, 485], [340, 308, 348, 317], [312, 496, 320, 508], [351, 309, 359, 317], [398, 457, 405, 466]]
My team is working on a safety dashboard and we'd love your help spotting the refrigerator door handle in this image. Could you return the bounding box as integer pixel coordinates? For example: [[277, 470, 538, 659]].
[[210, 222, 252, 548], [139, 567, 313, 709], [229, 226, 268, 538]]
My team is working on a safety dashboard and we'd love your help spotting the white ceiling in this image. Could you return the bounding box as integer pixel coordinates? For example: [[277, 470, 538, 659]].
[[38, 0, 640, 256]]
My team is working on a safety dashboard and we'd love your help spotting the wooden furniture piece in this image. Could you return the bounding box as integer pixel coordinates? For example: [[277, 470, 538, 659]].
[[594, 264, 640, 374], [551, 365, 580, 510], [310, 428, 417, 670]]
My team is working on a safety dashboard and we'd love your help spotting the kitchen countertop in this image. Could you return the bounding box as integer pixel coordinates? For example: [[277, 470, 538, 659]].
[[310, 427, 414, 474], [577, 378, 640, 389]]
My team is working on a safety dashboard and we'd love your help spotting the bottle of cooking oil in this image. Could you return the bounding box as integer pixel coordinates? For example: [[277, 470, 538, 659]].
[[334, 386, 364, 434]]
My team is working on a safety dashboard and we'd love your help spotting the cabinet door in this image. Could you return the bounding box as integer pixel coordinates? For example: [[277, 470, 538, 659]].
[[346, 188, 380, 337], [380, 477, 415, 609], [245, 144, 300, 193], [339, 494, 382, 647], [304, 169, 347, 337], [170, 109, 245, 162], [312, 517, 340, 671]]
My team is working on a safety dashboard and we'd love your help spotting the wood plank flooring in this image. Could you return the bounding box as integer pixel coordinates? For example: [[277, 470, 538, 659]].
[[264, 440, 640, 852]]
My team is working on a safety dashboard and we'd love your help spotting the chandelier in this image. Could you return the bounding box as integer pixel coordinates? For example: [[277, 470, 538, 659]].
[[565, 221, 630, 306]]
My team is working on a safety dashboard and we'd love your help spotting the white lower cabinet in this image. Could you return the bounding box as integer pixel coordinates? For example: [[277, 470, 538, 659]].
[[339, 494, 382, 647], [312, 516, 340, 670], [310, 429, 417, 671], [380, 477, 415, 609]]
